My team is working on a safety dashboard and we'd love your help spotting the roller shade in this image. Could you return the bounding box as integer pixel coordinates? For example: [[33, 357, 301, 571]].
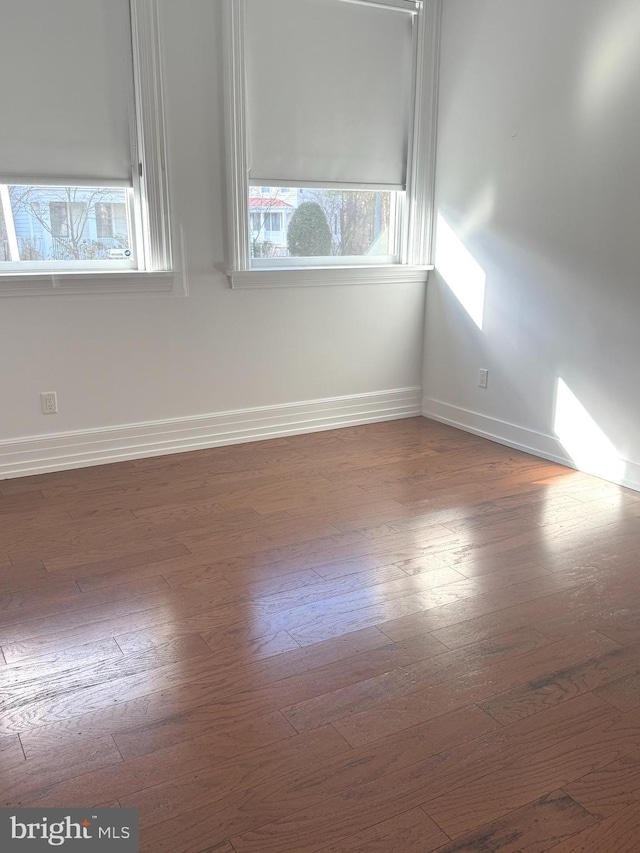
[[245, 0, 415, 188], [0, 0, 135, 185]]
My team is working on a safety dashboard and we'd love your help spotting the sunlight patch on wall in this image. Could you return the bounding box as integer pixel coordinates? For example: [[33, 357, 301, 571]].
[[581, 0, 640, 119], [435, 214, 486, 330], [554, 378, 624, 482]]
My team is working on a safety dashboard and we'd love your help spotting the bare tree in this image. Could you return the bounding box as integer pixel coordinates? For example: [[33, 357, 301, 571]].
[[303, 189, 391, 257]]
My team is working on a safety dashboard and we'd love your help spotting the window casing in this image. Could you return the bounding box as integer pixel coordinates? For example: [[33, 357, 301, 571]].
[[223, 0, 441, 287]]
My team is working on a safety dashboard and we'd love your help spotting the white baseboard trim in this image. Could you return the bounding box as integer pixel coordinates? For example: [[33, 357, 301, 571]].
[[0, 387, 422, 479], [422, 396, 640, 494]]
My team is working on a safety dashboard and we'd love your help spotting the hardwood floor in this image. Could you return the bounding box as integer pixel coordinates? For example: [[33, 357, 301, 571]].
[[2, 416, 640, 851]]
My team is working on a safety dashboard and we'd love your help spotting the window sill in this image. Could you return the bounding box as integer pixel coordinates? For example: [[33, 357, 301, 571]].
[[228, 264, 434, 289], [0, 270, 179, 297]]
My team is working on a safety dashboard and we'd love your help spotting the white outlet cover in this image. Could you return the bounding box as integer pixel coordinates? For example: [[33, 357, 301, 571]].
[[40, 392, 58, 414]]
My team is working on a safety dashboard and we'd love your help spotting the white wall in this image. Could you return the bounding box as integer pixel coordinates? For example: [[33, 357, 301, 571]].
[[423, 0, 640, 490], [0, 0, 426, 476]]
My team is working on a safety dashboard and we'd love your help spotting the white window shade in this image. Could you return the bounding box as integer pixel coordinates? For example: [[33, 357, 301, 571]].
[[0, 0, 134, 186], [245, 0, 414, 189]]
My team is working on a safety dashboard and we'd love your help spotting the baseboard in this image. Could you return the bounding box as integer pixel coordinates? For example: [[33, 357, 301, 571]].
[[422, 396, 640, 494], [0, 387, 422, 479]]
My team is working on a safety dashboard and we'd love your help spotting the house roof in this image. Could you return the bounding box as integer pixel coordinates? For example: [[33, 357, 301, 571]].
[[249, 198, 294, 208]]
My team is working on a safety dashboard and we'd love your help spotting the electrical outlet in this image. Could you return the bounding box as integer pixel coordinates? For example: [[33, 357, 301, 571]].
[[40, 391, 58, 414], [478, 369, 489, 389]]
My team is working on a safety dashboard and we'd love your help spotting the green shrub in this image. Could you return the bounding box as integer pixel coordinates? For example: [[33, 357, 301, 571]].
[[287, 202, 331, 257]]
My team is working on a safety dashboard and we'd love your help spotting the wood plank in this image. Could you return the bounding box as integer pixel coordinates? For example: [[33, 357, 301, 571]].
[[112, 708, 295, 761], [423, 790, 596, 853], [379, 573, 588, 645], [422, 707, 640, 838], [1, 635, 211, 715], [330, 632, 615, 747], [283, 625, 551, 734], [319, 808, 447, 853], [123, 725, 351, 833], [0, 735, 25, 769], [76, 551, 235, 592], [478, 642, 640, 725], [546, 800, 640, 853], [0, 635, 215, 736], [0, 638, 123, 693], [15, 711, 301, 809], [594, 671, 640, 712], [0, 575, 170, 631], [1, 737, 123, 805], [43, 543, 191, 576], [0, 578, 82, 614], [564, 750, 640, 819], [0, 560, 52, 594]]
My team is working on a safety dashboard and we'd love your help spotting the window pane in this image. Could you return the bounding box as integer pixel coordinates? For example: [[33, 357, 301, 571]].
[[49, 202, 69, 237], [95, 202, 112, 238], [96, 202, 128, 239], [248, 186, 398, 262], [1, 185, 134, 264], [265, 212, 282, 232]]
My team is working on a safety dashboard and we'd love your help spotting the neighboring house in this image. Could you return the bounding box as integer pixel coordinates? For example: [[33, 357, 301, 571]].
[[248, 191, 295, 257], [2, 186, 131, 262]]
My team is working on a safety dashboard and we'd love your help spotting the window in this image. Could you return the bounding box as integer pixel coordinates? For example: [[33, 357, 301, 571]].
[[264, 212, 282, 232], [49, 202, 88, 240], [0, 0, 172, 289], [223, 0, 440, 286], [95, 202, 128, 239]]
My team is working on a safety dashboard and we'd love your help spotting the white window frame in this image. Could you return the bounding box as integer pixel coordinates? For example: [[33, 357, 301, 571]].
[[223, 0, 441, 289], [0, 0, 180, 297]]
